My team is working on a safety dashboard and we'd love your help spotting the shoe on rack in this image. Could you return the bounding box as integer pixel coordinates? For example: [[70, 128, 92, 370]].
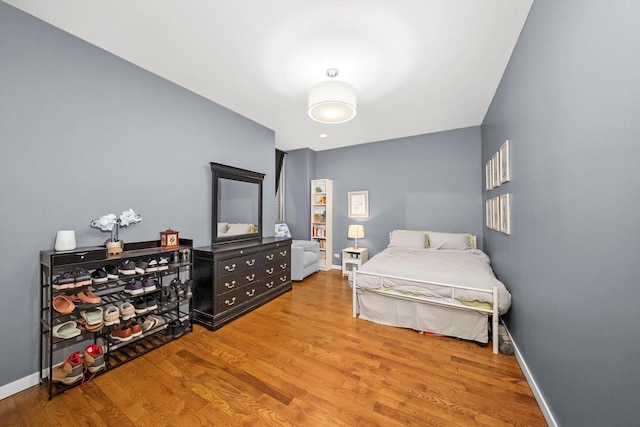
[[133, 297, 148, 314], [146, 258, 159, 273], [73, 268, 92, 287], [147, 314, 166, 328], [141, 316, 157, 332], [52, 320, 81, 339], [51, 351, 84, 385], [182, 280, 193, 299], [53, 271, 75, 290], [144, 296, 158, 311], [161, 284, 177, 304], [129, 319, 143, 337], [74, 289, 102, 304], [118, 302, 136, 321], [134, 260, 149, 275], [76, 317, 104, 332], [52, 295, 75, 314], [180, 249, 190, 265], [80, 307, 104, 326], [169, 252, 181, 268], [142, 278, 158, 293], [83, 344, 105, 374], [118, 259, 136, 276], [110, 324, 133, 342], [106, 265, 119, 280], [71, 293, 98, 310], [157, 257, 169, 271], [103, 306, 120, 326], [124, 279, 144, 296], [91, 267, 108, 284], [165, 319, 185, 339], [171, 278, 184, 298]]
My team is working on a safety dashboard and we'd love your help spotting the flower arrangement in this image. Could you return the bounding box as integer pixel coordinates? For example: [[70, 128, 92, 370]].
[[90, 209, 142, 243]]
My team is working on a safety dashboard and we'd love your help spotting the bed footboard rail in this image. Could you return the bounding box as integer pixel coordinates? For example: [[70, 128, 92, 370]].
[[352, 270, 501, 354]]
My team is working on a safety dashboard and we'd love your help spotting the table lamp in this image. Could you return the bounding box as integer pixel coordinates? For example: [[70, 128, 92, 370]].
[[348, 225, 365, 249]]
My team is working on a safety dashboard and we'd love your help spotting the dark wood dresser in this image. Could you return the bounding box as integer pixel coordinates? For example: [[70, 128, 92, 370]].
[[193, 237, 292, 330]]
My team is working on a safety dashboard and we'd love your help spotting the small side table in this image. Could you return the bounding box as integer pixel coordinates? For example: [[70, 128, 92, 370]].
[[342, 247, 368, 277]]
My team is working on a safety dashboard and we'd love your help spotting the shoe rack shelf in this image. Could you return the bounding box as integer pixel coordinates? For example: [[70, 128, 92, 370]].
[[39, 239, 193, 400]]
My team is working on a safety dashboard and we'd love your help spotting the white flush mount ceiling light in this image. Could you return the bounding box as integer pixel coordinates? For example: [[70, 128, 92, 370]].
[[308, 68, 357, 124]]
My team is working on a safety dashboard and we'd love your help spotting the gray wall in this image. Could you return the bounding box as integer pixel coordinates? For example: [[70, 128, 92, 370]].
[[283, 148, 315, 239], [482, 1, 640, 425], [0, 3, 275, 389], [286, 127, 484, 263]]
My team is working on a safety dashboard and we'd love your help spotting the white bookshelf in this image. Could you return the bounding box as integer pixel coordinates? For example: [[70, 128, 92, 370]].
[[311, 179, 333, 271]]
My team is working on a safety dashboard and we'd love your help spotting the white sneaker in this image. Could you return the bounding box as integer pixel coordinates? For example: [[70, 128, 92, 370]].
[[103, 306, 120, 326], [118, 302, 136, 320]]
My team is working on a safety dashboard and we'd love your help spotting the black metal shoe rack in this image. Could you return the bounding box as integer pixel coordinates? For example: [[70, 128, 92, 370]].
[[40, 239, 193, 400]]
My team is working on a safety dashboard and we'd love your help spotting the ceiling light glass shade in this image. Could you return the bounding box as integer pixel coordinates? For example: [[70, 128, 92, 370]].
[[308, 80, 357, 124]]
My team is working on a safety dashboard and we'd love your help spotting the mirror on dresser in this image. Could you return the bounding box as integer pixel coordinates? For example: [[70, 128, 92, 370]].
[[210, 162, 264, 244]]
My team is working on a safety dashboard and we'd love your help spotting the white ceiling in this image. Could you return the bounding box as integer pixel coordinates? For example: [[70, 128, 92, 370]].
[[5, 0, 532, 151]]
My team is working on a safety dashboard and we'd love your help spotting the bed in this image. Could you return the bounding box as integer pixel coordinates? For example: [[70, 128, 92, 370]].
[[351, 230, 511, 354]]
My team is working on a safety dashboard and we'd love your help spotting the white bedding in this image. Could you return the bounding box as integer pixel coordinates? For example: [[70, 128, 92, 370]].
[[354, 247, 511, 315]]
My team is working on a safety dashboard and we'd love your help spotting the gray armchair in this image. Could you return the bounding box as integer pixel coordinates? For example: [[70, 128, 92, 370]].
[[291, 240, 320, 281], [276, 223, 319, 281]]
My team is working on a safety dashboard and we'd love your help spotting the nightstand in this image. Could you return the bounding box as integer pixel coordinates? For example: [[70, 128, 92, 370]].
[[342, 247, 368, 277]]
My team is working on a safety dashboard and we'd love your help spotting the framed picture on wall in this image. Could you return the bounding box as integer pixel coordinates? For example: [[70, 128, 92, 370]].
[[492, 197, 500, 230], [485, 199, 493, 229], [348, 191, 369, 218], [499, 140, 511, 184], [485, 160, 492, 191], [492, 153, 500, 188], [499, 193, 511, 234]]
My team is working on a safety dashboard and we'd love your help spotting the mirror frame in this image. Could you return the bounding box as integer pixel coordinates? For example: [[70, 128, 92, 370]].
[[211, 162, 264, 244]]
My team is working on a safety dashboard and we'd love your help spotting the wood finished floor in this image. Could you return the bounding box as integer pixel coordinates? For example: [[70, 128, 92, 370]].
[[1, 270, 546, 426]]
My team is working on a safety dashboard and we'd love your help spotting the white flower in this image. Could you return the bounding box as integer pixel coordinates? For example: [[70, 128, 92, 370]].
[[91, 209, 142, 233], [90, 214, 117, 231], [119, 209, 142, 227]]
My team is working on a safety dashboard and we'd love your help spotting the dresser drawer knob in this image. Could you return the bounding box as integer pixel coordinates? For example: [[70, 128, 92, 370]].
[[266, 254, 274, 261], [280, 263, 287, 270], [246, 289, 256, 297], [246, 259, 256, 266], [280, 276, 287, 282], [279, 250, 287, 257], [224, 297, 236, 306], [266, 281, 274, 289], [225, 264, 236, 272], [266, 267, 274, 274], [246, 273, 256, 281], [225, 280, 236, 289]]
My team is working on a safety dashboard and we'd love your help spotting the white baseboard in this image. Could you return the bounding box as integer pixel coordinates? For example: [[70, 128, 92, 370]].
[[0, 372, 39, 400], [503, 322, 558, 427]]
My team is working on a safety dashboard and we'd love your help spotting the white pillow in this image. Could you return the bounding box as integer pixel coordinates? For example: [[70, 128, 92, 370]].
[[226, 223, 251, 235], [428, 232, 472, 250], [217, 223, 228, 234], [388, 230, 428, 248]]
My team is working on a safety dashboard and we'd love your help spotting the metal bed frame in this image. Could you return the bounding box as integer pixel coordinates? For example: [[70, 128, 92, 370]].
[[352, 270, 500, 354]]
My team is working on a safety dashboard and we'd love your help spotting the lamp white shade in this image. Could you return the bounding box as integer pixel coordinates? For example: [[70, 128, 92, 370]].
[[308, 80, 357, 124], [347, 225, 365, 239], [54, 230, 76, 251]]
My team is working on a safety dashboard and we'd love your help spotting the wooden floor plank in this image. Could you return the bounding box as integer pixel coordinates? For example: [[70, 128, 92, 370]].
[[4, 270, 546, 426]]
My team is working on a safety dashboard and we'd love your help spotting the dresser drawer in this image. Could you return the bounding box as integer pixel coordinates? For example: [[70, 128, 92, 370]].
[[262, 246, 290, 264], [263, 259, 289, 277], [262, 271, 290, 292], [215, 266, 261, 295], [215, 253, 261, 278], [216, 283, 264, 312]]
